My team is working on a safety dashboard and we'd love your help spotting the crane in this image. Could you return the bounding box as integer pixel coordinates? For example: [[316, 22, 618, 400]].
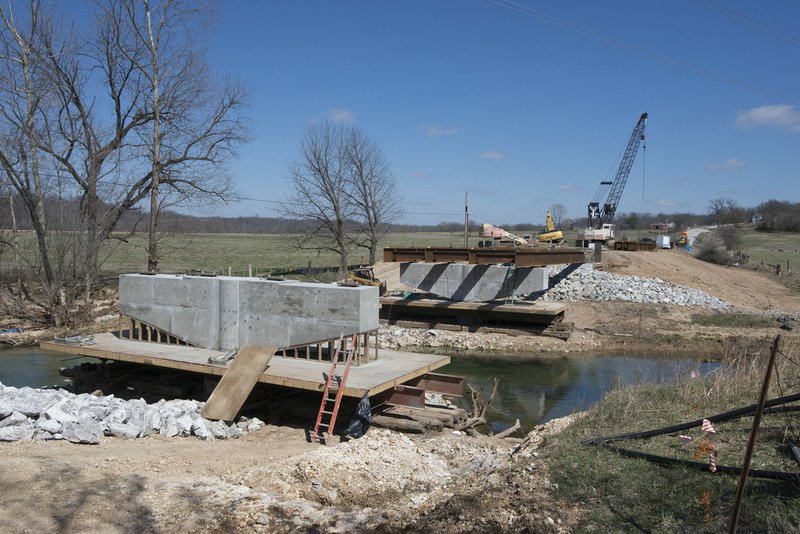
[[577, 112, 648, 246]]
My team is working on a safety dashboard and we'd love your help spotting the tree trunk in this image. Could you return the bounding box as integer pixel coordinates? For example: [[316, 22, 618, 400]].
[[145, 0, 160, 273], [7, 190, 21, 290], [84, 191, 100, 302], [369, 239, 377, 265]]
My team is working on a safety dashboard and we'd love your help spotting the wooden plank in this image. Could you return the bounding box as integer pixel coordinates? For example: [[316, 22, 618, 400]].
[[200, 345, 276, 421]]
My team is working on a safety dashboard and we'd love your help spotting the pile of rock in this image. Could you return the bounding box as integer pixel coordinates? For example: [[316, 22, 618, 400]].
[[0, 382, 263, 444], [540, 264, 730, 309]]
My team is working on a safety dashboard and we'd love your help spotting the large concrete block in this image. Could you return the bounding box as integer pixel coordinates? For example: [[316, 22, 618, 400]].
[[399, 263, 548, 302], [118, 274, 378, 350]]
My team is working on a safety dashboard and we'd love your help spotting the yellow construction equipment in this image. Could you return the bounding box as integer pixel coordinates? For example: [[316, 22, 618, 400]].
[[537, 210, 564, 243], [346, 266, 387, 295]]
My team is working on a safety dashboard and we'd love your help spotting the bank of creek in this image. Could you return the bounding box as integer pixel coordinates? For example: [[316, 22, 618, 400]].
[[0, 249, 798, 532], [0, 345, 720, 435]]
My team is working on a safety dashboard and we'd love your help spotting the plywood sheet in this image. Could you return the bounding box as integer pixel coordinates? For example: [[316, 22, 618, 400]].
[[200, 345, 275, 421]]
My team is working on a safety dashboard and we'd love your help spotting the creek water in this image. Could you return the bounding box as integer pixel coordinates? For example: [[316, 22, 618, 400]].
[[438, 353, 721, 432], [0, 347, 95, 388], [0, 347, 720, 433]]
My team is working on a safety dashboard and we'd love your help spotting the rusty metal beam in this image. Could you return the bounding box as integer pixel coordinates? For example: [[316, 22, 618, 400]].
[[383, 247, 585, 266], [406, 373, 464, 396], [383, 384, 426, 408]]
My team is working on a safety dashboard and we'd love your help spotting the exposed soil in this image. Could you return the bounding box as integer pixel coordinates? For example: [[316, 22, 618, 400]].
[[2, 250, 800, 532], [600, 249, 800, 313], [0, 420, 580, 533]]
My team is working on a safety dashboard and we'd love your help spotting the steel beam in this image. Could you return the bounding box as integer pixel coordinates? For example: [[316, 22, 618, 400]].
[[406, 373, 464, 396], [382, 384, 426, 408], [383, 247, 585, 267]]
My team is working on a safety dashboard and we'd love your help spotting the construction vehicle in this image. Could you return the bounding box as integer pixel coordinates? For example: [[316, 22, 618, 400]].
[[537, 210, 564, 243], [479, 223, 529, 247], [576, 112, 648, 247], [346, 266, 387, 295]]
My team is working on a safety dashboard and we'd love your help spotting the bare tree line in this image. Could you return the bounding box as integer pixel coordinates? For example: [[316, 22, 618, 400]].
[[0, 0, 247, 324], [282, 123, 402, 275]]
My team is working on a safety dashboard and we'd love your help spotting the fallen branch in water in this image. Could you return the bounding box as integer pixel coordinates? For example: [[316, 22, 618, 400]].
[[494, 418, 522, 439], [457, 378, 499, 435]]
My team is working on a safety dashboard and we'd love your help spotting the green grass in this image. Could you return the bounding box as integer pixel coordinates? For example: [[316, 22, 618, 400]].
[[544, 340, 800, 533], [736, 226, 800, 270]]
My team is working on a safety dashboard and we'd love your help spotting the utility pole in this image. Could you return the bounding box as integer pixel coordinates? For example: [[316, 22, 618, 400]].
[[464, 192, 469, 248]]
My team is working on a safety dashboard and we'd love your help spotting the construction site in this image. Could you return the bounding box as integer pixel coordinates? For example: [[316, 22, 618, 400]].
[[2, 110, 800, 533]]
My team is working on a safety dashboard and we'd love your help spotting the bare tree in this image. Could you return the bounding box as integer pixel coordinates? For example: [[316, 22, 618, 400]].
[[0, 0, 67, 317], [343, 127, 402, 265], [548, 203, 567, 229], [118, 0, 244, 272], [708, 198, 725, 227], [284, 123, 354, 276], [0, 0, 247, 320], [723, 197, 741, 226], [36, 0, 245, 293]]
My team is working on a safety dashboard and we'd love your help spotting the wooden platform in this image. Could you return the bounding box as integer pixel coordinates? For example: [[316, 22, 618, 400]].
[[40, 333, 450, 398], [380, 296, 565, 324]]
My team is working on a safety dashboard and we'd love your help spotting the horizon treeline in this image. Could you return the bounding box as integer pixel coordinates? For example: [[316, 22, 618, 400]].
[[1, 194, 796, 235]]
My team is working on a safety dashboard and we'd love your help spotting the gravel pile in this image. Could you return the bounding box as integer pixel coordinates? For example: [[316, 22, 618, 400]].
[[0, 381, 263, 444], [219, 429, 513, 532], [539, 264, 730, 309]]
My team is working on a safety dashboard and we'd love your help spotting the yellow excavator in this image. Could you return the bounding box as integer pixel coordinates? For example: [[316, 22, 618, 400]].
[[537, 210, 564, 243]]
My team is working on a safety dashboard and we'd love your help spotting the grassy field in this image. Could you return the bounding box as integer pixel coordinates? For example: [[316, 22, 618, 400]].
[[3, 224, 800, 277], [735, 226, 800, 271], [99, 231, 469, 275], [545, 339, 800, 532]]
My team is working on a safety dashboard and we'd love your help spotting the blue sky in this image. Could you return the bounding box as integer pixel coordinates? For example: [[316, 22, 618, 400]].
[[206, 1, 800, 225]]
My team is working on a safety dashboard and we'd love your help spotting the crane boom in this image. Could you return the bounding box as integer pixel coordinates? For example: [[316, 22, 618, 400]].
[[588, 112, 648, 229]]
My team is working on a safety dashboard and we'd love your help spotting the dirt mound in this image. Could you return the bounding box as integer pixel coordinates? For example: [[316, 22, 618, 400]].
[[603, 250, 800, 313]]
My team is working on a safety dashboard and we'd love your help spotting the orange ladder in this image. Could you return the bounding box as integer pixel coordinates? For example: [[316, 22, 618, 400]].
[[310, 335, 356, 445]]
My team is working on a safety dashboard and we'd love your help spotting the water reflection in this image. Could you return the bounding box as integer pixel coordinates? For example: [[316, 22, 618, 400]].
[[0, 347, 94, 388], [440, 354, 721, 432], [1, 347, 721, 434]]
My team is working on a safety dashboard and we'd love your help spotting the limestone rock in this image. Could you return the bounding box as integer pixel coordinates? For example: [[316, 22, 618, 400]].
[[0, 426, 35, 442], [62, 418, 104, 445], [0, 410, 27, 428], [107, 422, 141, 439]]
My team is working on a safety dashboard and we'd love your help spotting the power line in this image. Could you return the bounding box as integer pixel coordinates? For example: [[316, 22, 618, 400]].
[[692, 0, 800, 49], [488, 0, 800, 105]]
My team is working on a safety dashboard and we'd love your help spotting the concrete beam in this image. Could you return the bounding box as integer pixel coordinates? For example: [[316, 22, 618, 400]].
[[119, 274, 379, 350], [399, 263, 548, 302]]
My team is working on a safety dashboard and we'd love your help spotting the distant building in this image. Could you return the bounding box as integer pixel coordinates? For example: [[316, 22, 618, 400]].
[[650, 222, 669, 231]]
